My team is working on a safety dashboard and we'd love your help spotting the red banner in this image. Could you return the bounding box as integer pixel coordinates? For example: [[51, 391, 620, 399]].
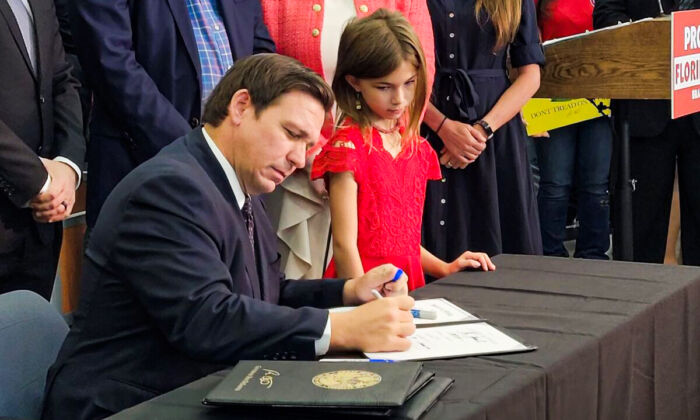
[[672, 10, 700, 119]]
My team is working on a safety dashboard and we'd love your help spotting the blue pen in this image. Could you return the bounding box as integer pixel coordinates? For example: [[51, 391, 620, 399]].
[[410, 309, 438, 320], [368, 359, 395, 363], [391, 268, 404, 282]]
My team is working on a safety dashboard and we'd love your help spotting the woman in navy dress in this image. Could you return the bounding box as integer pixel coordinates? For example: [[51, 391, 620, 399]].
[[422, 0, 545, 263]]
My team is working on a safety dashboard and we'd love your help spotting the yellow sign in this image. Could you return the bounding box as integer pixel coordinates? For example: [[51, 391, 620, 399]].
[[522, 98, 611, 135]]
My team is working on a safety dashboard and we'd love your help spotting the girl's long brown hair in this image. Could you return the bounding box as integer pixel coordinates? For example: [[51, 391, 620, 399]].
[[475, 0, 523, 51], [332, 9, 428, 149]]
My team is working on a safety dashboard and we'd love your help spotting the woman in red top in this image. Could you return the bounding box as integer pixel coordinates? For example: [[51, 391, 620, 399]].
[[312, 10, 494, 290], [535, 0, 595, 41], [533, 0, 613, 259], [260, 0, 435, 280]]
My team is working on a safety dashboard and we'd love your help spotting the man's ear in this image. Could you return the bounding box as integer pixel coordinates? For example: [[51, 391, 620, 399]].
[[227, 89, 252, 125], [345, 75, 361, 92]]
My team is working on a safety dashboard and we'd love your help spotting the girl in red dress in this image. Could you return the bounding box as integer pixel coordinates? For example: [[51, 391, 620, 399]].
[[312, 9, 495, 291]]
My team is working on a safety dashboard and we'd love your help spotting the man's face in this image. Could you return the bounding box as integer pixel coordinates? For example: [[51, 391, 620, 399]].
[[233, 90, 325, 195]]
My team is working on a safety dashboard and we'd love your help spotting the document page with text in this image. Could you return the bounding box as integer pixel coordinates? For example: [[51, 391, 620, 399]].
[[364, 322, 532, 361]]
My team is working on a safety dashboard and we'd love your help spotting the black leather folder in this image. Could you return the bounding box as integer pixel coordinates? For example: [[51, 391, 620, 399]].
[[390, 376, 454, 420], [202, 360, 423, 408]]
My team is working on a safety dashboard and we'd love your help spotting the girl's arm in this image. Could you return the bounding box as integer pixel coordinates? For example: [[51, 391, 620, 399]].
[[420, 245, 450, 278], [421, 246, 497, 279], [328, 171, 365, 278]]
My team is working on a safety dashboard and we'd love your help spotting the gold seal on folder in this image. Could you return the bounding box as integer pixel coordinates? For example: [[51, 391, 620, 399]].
[[312, 370, 382, 390]]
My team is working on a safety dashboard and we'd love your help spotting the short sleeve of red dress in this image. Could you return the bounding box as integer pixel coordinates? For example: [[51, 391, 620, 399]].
[[420, 138, 443, 181], [310, 126, 366, 185]]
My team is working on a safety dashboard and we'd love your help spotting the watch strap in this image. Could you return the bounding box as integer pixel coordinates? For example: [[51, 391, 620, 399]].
[[475, 120, 494, 139]]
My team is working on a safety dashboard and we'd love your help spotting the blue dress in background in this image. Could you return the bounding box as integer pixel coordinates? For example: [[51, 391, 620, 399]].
[[422, 0, 545, 261]]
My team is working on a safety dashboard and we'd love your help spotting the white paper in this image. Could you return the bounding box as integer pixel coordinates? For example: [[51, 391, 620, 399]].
[[411, 298, 480, 325], [328, 298, 480, 325], [364, 322, 530, 361]]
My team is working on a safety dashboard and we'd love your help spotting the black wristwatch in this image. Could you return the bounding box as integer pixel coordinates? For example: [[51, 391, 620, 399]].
[[474, 120, 494, 140]]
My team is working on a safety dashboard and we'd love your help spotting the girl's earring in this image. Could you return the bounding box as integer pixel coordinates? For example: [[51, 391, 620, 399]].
[[355, 92, 362, 110]]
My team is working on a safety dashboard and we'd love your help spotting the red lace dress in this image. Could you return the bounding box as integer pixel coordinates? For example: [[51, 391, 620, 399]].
[[311, 122, 442, 290]]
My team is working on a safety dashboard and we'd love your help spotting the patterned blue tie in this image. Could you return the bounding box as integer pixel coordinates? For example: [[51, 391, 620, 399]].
[[677, 0, 696, 10], [242, 195, 255, 251]]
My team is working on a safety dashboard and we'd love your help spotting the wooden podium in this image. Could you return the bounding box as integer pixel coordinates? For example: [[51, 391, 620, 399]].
[[533, 17, 672, 261], [535, 17, 671, 100], [58, 182, 86, 313]]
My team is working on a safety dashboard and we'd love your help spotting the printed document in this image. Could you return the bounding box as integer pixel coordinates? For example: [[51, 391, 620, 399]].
[[364, 322, 532, 361]]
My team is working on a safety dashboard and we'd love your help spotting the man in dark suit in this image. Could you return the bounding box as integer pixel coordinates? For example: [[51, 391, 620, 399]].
[[41, 54, 416, 420], [594, 0, 700, 265], [67, 0, 276, 228], [0, 0, 85, 299]]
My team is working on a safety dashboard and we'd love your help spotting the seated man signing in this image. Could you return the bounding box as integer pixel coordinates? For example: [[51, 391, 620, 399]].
[[41, 54, 415, 420]]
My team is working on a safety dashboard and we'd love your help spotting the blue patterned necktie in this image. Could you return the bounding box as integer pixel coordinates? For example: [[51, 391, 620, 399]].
[[242, 195, 255, 251], [677, 0, 696, 10]]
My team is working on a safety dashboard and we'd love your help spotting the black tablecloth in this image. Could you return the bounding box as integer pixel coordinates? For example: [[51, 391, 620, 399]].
[[108, 254, 700, 420]]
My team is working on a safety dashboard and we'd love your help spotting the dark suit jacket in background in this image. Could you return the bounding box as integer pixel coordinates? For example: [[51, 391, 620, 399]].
[[41, 129, 345, 420], [67, 0, 276, 227], [593, 0, 700, 137], [0, 0, 84, 255], [52, 0, 74, 54]]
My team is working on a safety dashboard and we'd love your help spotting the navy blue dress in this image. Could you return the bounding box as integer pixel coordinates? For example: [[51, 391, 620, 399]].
[[422, 0, 545, 261]]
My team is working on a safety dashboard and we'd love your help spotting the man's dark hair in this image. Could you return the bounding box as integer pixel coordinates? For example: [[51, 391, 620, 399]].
[[202, 53, 334, 126]]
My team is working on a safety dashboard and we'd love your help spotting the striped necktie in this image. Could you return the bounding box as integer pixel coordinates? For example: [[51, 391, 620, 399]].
[[242, 195, 255, 251]]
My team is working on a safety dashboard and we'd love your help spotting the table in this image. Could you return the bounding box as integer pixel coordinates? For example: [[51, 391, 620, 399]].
[[108, 254, 700, 420]]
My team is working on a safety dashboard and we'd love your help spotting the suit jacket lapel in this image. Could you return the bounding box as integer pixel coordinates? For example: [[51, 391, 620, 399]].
[[241, 220, 261, 300], [0, 0, 36, 81], [165, 0, 202, 81], [252, 198, 271, 301], [184, 129, 262, 299]]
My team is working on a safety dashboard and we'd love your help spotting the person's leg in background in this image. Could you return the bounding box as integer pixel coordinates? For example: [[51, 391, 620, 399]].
[[535, 124, 577, 257], [677, 118, 700, 266], [630, 124, 678, 263], [573, 117, 613, 259], [0, 227, 61, 300]]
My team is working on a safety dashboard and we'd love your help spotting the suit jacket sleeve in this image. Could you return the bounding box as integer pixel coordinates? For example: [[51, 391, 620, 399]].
[[68, 0, 192, 153], [593, 0, 631, 29], [48, 1, 85, 170], [279, 274, 346, 309], [0, 119, 48, 206], [252, 0, 276, 53], [111, 170, 332, 363]]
